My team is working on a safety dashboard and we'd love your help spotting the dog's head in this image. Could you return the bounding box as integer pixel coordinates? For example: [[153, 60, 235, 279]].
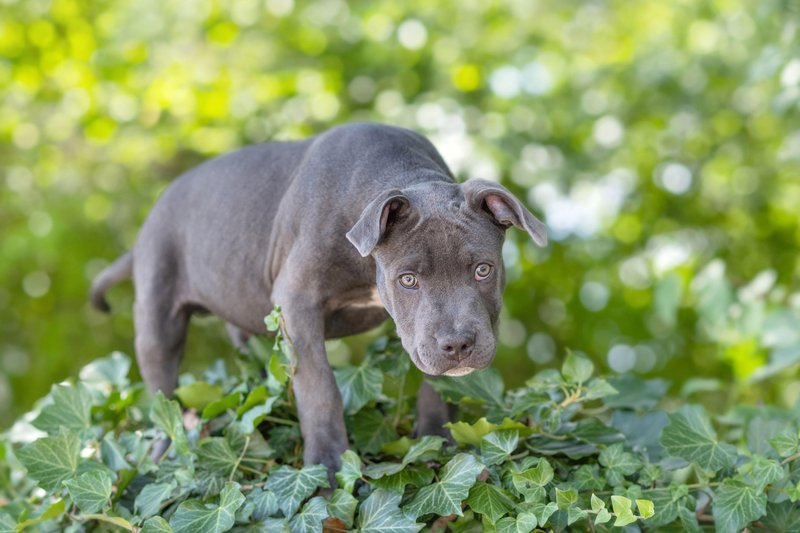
[[347, 178, 547, 377]]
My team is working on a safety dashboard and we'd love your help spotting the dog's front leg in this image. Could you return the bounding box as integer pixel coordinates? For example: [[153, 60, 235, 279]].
[[280, 302, 348, 486]]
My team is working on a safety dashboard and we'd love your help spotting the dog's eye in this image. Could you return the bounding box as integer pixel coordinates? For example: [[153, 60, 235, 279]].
[[475, 263, 493, 281], [399, 273, 418, 289]]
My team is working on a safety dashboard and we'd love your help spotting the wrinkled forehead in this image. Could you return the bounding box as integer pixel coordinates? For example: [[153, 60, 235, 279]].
[[383, 215, 504, 275]]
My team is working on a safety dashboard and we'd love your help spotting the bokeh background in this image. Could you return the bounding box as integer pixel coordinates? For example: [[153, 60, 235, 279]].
[[2, 0, 799, 426]]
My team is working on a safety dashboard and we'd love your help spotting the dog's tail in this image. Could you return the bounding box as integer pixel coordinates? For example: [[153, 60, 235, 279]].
[[90, 251, 133, 313]]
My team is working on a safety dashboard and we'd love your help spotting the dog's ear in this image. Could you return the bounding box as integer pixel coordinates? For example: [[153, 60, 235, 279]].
[[462, 179, 548, 246], [347, 189, 410, 257]]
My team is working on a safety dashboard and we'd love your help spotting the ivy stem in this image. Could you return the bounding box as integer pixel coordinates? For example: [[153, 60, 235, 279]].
[[262, 415, 297, 426], [392, 371, 407, 430], [231, 435, 250, 481], [68, 513, 135, 532], [781, 451, 800, 465]]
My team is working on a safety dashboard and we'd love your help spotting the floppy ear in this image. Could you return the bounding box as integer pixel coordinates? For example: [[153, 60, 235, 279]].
[[462, 179, 548, 246], [346, 189, 410, 257]]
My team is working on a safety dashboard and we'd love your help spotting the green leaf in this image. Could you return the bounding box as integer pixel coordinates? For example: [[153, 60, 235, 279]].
[[402, 435, 446, 464], [769, 427, 799, 457], [289, 496, 328, 533], [495, 512, 538, 533], [174, 382, 223, 410], [466, 482, 514, 524], [712, 478, 767, 533], [151, 391, 190, 456], [79, 352, 131, 389], [512, 459, 553, 502], [0, 513, 14, 533], [201, 392, 241, 420], [135, 481, 176, 519], [636, 499, 655, 519], [13, 499, 66, 531], [583, 378, 618, 400], [236, 488, 280, 522], [238, 396, 278, 434], [590, 494, 605, 512], [525, 501, 558, 526], [428, 368, 504, 407], [16, 428, 80, 491], [266, 464, 329, 518], [598, 443, 642, 486], [611, 495, 636, 527], [100, 433, 132, 471], [236, 386, 269, 417], [562, 351, 593, 384], [334, 364, 383, 415], [352, 407, 398, 454], [142, 516, 174, 533], [659, 405, 737, 471], [481, 430, 518, 466], [32, 383, 92, 435], [446, 417, 528, 447], [264, 306, 282, 331], [63, 470, 113, 514], [170, 482, 245, 533], [738, 455, 784, 492], [567, 506, 589, 525], [195, 437, 240, 478], [648, 485, 692, 527], [555, 488, 578, 510], [327, 489, 357, 528], [369, 465, 434, 493], [357, 489, 423, 533], [335, 450, 362, 493], [403, 453, 485, 518], [595, 508, 612, 524]]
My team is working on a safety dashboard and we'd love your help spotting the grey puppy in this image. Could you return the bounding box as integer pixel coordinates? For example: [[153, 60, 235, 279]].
[[90, 123, 547, 477]]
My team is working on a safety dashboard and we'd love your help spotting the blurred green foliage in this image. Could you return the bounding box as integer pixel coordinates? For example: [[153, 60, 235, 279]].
[[1, 0, 799, 426]]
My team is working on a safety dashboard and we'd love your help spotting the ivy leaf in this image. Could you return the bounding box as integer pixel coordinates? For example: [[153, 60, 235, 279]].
[[79, 351, 131, 390], [769, 427, 798, 458], [174, 382, 223, 410], [334, 364, 383, 414], [13, 499, 66, 531], [738, 455, 784, 492], [562, 351, 594, 384], [289, 496, 328, 533], [63, 470, 113, 514], [201, 392, 241, 420], [611, 495, 637, 527], [583, 378, 618, 400], [151, 391, 190, 456], [142, 516, 174, 533], [0, 513, 15, 533], [648, 485, 692, 527], [446, 417, 528, 446], [195, 437, 240, 478], [335, 450, 362, 493], [135, 481, 176, 519], [598, 443, 642, 486], [595, 508, 611, 524], [495, 512, 538, 532], [403, 453, 485, 518], [466, 482, 514, 524], [555, 488, 578, 510], [170, 481, 245, 533], [32, 383, 92, 435], [428, 368, 504, 407], [567, 507, 589, 525], [402, 435, 446, 464], [327, 489, 357, 528], [357, 489, 423, 533], [266, 464, 329, 518], [352, 407, 398, 454], [712, 478, 767, 533], [16, 428, 80, 491], [570, 465, 606, 491], [100, 433, 132, 471], [659, 405, 737, 471], [369, 465, 434, 493], [235, 487, 280, 522], [636, 499, 655, 519], [525, 501, 558, 526], [512, 458, 553, 502], [481, 430, 519, 466]]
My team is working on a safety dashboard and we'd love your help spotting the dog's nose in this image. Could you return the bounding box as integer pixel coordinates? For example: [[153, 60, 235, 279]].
[[437, 331, 476, 361]]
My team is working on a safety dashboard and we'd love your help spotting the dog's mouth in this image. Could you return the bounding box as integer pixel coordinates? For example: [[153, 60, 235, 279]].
[[442, 367, 476, 377]]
